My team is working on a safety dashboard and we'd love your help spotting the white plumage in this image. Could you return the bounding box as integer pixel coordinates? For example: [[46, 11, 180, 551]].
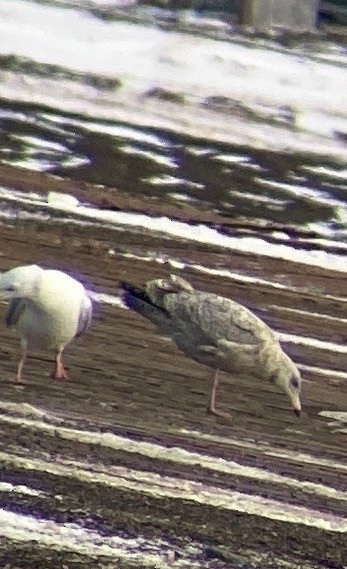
[[0, 264, 92, 382]]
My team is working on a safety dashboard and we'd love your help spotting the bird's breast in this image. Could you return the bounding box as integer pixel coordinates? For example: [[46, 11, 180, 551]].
[[15, 302, 79, 350]]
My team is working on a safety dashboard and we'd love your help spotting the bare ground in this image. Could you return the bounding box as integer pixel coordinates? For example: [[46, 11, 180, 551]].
[[0, 165, 346, 568]]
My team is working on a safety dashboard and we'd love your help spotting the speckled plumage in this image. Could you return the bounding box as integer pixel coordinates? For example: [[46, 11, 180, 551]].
[[121, 274, 302, 418]]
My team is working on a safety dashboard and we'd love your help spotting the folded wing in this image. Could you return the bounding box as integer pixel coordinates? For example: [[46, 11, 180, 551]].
[[164, 291, 265, 347], [5, 298, 27, 328], [76, 295, 93, 337]]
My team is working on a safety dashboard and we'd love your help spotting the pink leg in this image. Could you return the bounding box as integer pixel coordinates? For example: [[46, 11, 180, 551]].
[[15, 342, 27, 382], [207, 369, 231, 418], [51, 350, 68, 380]]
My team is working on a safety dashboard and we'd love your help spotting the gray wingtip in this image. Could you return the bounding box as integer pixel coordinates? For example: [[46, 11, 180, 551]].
[[76, 294, 93, 337]]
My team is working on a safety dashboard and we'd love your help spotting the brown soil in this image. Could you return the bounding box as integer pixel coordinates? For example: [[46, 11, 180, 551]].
[[0, 164, 346, 569]]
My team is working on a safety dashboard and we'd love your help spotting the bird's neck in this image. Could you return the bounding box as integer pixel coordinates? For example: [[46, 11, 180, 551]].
[[258, 339, 284, 379]]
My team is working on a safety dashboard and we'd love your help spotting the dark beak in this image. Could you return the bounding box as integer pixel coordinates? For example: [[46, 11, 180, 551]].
[[294, 409, 301, 417]]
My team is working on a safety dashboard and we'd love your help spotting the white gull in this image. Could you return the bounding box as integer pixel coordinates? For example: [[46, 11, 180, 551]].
[[0, 264, 92, 382]]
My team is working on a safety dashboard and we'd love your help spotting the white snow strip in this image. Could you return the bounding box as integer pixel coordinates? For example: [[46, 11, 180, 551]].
[[119, 145, 178, 168], [10, 134, 69, 153], [100, 217, 347, 273], [0, 401, 64, 423], [0, 483, 43, 497], [319, 411, 347, 423], [0, 158, 56, 172], [0, 410, 345, 504], [89, 291, 126, 308], [298, 364, 347, 380], [212, 154, 250, 164], [269, 305, 347, 324], [255, 178, 347, 211], [178, 429, 347, 472], [0, 453, 345, 533], [318, 411, 347, 434], [0, 187, 346, 273], [228, 189, 287, 205], [1, 0, 347, 157], [302, 165, 347, 181], [279, 333, 347, 354], [0, 509, 187, 566], [187, 263, 347, 299], [118, 251, 347, 302], [297, 237, 347, 251]]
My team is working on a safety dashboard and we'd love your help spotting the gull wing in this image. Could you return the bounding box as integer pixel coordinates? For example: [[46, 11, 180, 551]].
[[164, 291, 268, 346], [5, 298, 27, 328], [76, 295, 93, 337]]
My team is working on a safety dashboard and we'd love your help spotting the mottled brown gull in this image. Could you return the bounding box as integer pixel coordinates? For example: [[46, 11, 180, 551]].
[[0, 265, 92, 382], [121, 274, 302, 418]]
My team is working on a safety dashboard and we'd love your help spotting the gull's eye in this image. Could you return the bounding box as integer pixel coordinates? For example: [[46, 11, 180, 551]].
[[290, 377, 299, 389], [4, 286, 15, 292]]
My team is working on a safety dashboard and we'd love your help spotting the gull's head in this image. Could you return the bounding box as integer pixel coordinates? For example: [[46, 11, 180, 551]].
[[272, 352, 302, 417], [0, 265, 43, 300]]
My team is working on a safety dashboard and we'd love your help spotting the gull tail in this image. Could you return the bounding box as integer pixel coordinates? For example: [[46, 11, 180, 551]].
[[120, 281, 153, 311], [120, 281, 171, 332]]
